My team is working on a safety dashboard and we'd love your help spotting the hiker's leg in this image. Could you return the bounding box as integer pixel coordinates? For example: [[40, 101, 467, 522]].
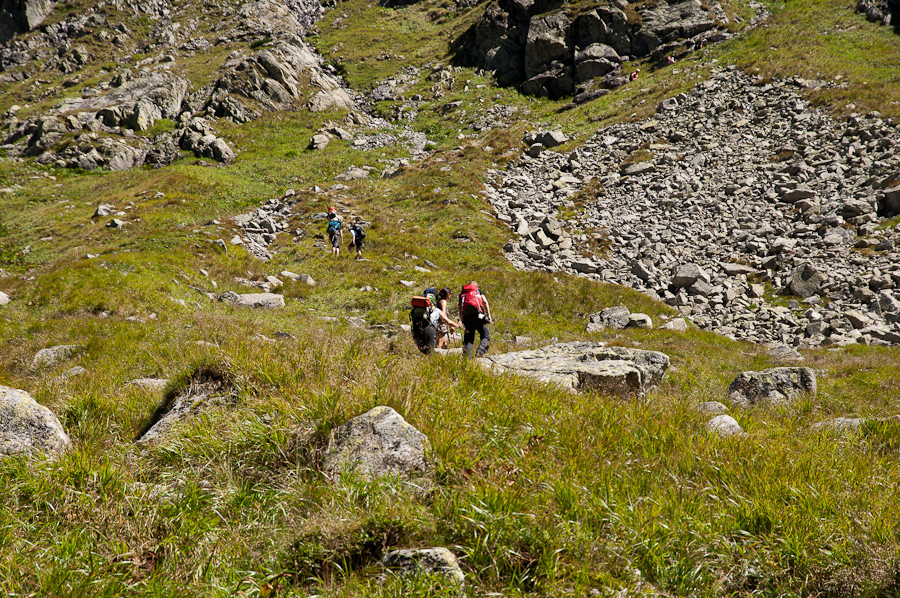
[[423, 325, 436, 354], [476, 322, 490, 357], [462, 326, 475, 356]]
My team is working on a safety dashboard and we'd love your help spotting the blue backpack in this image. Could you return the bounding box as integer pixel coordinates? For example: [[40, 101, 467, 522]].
[[327, 219, 341, 234]]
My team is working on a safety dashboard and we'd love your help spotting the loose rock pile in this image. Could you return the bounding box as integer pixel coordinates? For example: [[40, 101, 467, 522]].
[[489, 68, 900, 348]]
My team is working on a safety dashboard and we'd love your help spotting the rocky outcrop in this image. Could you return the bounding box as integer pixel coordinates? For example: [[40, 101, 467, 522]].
[[0, 0, 54, 43], [0, 0, 374, 171], [322, 406, 431, 481], [455, 0, 736, 98], [383, 548, 465, 584], [479, 341, 669, 396], [0, 385, 71, 458], [489, 69, 900, 349], [727, 367, 817, 408], [856, 0, 900, 29]]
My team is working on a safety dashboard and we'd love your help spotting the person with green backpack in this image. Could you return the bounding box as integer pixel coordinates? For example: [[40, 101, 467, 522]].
[[326, 207, 343, 257], [410, 287, 459, 355]]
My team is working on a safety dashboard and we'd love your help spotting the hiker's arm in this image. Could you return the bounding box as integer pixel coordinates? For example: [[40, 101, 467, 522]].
[[482, 296, 492, 321], [438, 310, 460, 329]]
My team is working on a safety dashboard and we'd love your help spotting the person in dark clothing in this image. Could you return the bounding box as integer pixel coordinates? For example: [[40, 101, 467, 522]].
[[458, 281, 492, 357]]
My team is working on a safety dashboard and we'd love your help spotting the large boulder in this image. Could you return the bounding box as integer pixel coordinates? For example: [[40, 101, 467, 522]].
[[323, 406, 431, 481], [524, 13, 571, 79], [479, 341, 669, 397], [727, 367, 817, 408], [0, 385, 71, 458], [0, 0, 54, 42]]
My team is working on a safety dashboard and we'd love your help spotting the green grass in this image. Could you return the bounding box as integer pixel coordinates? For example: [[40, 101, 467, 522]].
[[2, 0, 900, 595]]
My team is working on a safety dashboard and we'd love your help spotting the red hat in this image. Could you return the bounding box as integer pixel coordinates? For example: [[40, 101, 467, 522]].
[[328, 206, 336, 213]]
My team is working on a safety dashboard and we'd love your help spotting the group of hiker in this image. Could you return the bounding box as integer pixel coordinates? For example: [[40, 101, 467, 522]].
[[326, 206, 365, 258], [410, 282, 492, 358], [323, 208, 492, 358]]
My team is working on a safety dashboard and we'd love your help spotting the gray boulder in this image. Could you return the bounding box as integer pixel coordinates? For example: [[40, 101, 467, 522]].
[[0, 291, 8, 305], [672, 263, 709, 288], [588, 305, 631, 330], [727, 367, 817, 408], [707, 414, 744, 436], [479, 341, 669, 397], [217, 291, 285, 309], [383, 548, 464, 584], [660, 317, 688, 332], [0, 385, 71, 458], [787, 264, 826, 298], [32, 344, 80, 369], [323, 406, 431, 481]]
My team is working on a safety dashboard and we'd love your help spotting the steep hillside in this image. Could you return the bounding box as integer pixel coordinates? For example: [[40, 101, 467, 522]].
[[1, 0, 900, 596]]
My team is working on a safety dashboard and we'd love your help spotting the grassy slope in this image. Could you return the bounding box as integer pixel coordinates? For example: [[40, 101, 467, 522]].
[[1, 0, 900, 596]]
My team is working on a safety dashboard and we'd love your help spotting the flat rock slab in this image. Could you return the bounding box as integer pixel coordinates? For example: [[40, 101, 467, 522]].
[[137, 387, 234, 446], [217, 291, 285, 308], [323, 406, 431, 481], [727, 367, 816, 408], [0, 385, 71, 458], [478, 341, 669, 397], [383, 548, 465, 584], [811, 414, 899, 433]]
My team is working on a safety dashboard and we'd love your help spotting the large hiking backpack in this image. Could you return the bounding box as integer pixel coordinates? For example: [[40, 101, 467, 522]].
[[459, 283, 484, 316], [352, 224, 366, 240], [410, 295, 433, 324], [327, 219, 341, 234]]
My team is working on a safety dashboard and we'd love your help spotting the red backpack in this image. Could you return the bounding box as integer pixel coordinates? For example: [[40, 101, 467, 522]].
[[459, 283, 484, 316]]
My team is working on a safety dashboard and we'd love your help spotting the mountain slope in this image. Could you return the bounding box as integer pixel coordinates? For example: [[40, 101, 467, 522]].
[[1, 0, 900, 596]]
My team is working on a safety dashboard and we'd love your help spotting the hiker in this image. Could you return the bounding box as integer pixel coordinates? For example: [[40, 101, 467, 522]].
[[326, 207, 343, 257], [458, 281, 492, 358], [348, 221, 366, 259], [629, 69, 640, 82], [410, 287, 439, 354], [667, 55, 676, 65], [435, 287, 462, 349]]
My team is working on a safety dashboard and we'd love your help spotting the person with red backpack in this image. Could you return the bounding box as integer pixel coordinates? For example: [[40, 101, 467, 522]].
[[458, 281, 492, 357]]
